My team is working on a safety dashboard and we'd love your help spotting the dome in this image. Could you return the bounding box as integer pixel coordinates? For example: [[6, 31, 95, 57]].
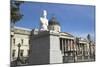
[[49, 17, 60, 26]]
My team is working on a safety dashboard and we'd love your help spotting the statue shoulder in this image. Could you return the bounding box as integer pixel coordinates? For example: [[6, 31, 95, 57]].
[[40, 17, 48, 23], [40, 17, 43, 20]]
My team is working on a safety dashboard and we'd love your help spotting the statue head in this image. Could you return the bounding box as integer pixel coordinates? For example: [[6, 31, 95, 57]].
[[43, 10, 47, 18]]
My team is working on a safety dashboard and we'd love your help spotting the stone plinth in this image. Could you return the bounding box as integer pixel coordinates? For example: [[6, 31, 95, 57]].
[[28, 31, 63, 65]]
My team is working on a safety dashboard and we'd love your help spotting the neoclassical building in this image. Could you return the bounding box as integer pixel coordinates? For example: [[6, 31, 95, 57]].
[[11, 26, 31, 62], [11, 15, 95, 65], [28, 17, 95, 65]]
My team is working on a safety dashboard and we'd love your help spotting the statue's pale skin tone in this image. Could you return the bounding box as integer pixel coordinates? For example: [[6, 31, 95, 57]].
[[40, 10, 48, 31]]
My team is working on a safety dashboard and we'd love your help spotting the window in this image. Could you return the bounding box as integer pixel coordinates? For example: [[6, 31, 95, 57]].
[[12, 50, 16, 57], [21, 39, 23, 44], [13, 38, 15, 45], [27, 50, 30, 56], [20, 50, 24, 56]]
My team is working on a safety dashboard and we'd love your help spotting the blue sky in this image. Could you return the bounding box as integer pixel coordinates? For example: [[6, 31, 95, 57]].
[[15, 2, 95, 39]]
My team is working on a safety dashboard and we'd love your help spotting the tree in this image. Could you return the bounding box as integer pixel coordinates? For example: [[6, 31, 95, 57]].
[[87, 34, 91, 41], [11, 1, 24, 27], [87, 34, 92, 58], [11, 1, 24, 66], [74, 37, 79, 62]]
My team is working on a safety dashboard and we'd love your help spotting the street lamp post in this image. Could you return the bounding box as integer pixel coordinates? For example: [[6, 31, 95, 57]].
[[16, 43, 21, 64]]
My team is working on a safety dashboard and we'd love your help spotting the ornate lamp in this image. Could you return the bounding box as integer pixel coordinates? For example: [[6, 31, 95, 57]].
[[17, 43, 21, 62]]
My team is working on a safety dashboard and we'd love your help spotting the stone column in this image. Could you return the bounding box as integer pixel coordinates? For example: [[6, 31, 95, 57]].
[[63, 39, 65, 55], [69, 39, 72, 55], [70, 40, 72, 51], [66, 39, 68, 52], [64, 39, 67, 53], [66, 39, 68, 56], [81, 44, 84, 61], [61, 38, 64, 54], [68, 39, 70, 51]]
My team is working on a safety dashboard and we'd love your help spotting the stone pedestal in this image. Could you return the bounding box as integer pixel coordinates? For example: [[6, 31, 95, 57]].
[[49, 33, 62, 63], [28, 31, 62, 65]]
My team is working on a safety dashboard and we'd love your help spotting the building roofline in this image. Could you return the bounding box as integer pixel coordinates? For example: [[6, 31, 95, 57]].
[[14, 26, 32, 31], [60, 32, 74, 37]]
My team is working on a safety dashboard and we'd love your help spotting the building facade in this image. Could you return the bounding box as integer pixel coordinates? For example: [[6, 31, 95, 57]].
[[11, 27, 31, 63], [11, 17, 95, 65]]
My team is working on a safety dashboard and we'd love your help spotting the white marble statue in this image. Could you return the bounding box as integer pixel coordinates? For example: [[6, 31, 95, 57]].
[[40, 10, 48, 31]]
